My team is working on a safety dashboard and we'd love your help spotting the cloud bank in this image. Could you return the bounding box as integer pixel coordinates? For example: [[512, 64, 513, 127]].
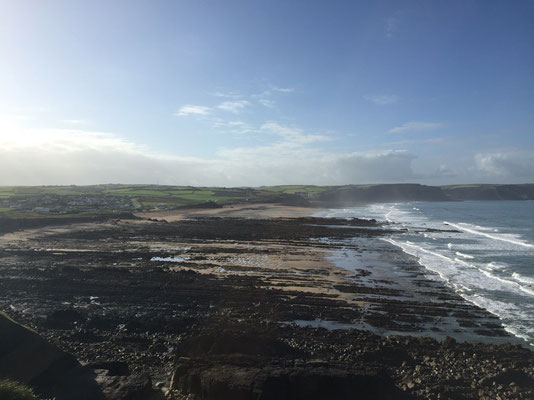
[[474, 151, 534, 180], [0, 116, 422, 186], [1, 115, 529, 186]]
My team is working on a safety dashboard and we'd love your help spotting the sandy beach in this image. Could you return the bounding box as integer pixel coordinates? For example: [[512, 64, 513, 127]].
[[136, 202, 321, 221]]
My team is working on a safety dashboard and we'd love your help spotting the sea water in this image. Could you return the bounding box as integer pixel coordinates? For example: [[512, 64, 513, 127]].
[[317, 201, 534, 347]]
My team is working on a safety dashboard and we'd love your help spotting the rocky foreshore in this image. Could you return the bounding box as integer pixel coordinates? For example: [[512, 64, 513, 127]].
[[0, 208, 532, 399]]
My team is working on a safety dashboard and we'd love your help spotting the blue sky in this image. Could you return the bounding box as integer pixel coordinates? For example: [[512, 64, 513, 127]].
[[0, 0, 533, 186]]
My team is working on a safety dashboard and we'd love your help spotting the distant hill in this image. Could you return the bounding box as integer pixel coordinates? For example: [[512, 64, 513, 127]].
[[314, 184, 449, 205], [312, 183, 534, 205], [441, 184, 534, 201]]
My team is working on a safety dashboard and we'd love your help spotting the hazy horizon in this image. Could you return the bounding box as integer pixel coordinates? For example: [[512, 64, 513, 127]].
[[1, 182, 534, 189], [1, 1, 533, 186]]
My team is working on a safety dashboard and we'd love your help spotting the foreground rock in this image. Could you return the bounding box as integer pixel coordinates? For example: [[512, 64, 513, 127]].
[[170, 327, 408, 400], [0, 313, 162, 399], [165, 322, 533, 400]]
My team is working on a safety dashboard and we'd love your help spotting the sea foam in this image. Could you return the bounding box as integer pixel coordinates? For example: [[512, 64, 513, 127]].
[[444, 221, 534, 249]]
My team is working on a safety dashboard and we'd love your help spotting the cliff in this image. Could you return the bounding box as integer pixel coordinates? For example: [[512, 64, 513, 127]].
[[440, 184, 534, 201], [314, 184, 449, 205], [311, 183, 534, 205]]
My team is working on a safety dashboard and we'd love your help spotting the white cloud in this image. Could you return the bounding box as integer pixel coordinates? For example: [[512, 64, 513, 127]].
[[175, 105, 211, 116], [61, 119, 87, 125], [0, 113, 30, 125], [384, 136, 447, 147], [365, 94, 399, 105], [210, 91, 241, 99], [332, 150, 417, 183], [0, 116, 420, 186], [4, 112, 530, 186], [260, 122, 331, 145], [215, 146, 417, 185], [251, 85, 294, 101], [258, 99, 276, 108], [271, 86, 294, 93], [227, 121, 246, 127], [385, 17, 398, 38], [217, 100, 250, 114], [212, 120, 254, 134], [432, 164, 457, 179], [388, 121, 443, 134], [0, 124, 209, 186], [474, 151, 534, 179]]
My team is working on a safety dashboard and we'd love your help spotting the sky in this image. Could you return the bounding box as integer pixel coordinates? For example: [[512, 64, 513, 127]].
[[0, 0, 533, 186]]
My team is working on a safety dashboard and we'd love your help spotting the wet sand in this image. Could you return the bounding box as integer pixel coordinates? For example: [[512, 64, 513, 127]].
[[136, 203, 321, 221]]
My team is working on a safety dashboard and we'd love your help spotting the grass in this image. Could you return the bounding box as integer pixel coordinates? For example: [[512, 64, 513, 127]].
[[261, 185, 332, 195], [0, 311, 37, 333], [101, 186, 252, 207], [0, 379, 36, 400], [104, 188, 171, 196], [40, 187, 81, 195], [0, 186, 82, 196], [0, 209, 130, 220], [0, 187, 16, 198], [0, 184, 342, 216], [177, 192, 218, 201], [3, 184, 328, 200]]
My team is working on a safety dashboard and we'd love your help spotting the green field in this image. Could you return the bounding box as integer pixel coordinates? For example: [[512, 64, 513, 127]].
[[0, 184, 314, 217], [0, 188, 15, 198], [261, 185, 333, 195]]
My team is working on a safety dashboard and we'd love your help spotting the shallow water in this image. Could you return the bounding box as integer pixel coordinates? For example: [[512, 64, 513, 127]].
[[316, 201, 534, 347]]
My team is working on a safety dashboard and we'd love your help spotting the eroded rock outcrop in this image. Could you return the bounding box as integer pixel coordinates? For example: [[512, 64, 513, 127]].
[[170, 328, 408, 400], [0, 312, 161, 400]]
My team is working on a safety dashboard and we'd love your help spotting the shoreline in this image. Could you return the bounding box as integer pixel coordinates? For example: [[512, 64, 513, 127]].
[[383, 236, 534, 348], [307, 203, 534, 348]]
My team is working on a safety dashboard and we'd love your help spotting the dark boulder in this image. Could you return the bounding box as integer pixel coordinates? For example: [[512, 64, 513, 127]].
[[171, 360, 408, 400], [0, 312, 161, 400], [492, 369, 534, 387], [0, 311, 80, 389], [88, 361, 130, 376], [171, 329, 409, 399], [177, 329, 302, 358], [96, 372, 160, 400], [44, 309, 86, 330]]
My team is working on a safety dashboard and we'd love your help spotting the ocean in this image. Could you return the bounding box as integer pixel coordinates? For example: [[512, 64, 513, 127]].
[[317, 200, 534, 347]]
